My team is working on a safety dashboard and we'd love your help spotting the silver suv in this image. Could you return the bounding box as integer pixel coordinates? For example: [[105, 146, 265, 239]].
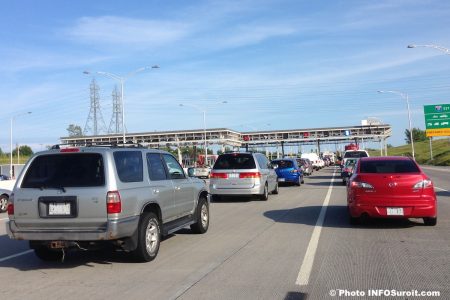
[[6, 145, 209, 262], [209, 152, 278, 201]]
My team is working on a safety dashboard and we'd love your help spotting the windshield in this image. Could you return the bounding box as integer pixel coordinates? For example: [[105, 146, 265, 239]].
[[273, 160, 294, 169], [22, 153, 105, 188], [344, 151, 368, 158]]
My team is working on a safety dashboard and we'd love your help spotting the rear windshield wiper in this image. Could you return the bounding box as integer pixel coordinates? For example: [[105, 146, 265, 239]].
[[39, 186, 66, 193]]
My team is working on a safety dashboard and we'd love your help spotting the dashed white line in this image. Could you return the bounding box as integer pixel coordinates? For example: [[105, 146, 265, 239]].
[[296, 170, 336, 286], [0, 250, 33, 262]]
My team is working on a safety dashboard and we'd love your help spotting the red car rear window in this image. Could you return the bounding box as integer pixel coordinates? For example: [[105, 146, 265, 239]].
[[359, 160, 419, 173]]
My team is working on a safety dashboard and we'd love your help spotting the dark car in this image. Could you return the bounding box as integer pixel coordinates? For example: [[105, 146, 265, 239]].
[[0, 174, 11, 181], [341, 158, 358, 185], [272, 158, 304, 186], [297, 158, 313, 176]]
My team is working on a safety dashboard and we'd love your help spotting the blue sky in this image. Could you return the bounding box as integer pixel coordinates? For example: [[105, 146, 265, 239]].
[[1, 0, 450, 153]]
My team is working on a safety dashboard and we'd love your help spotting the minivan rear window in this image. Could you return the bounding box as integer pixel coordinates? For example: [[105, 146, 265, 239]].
[[344, 151, 368, 158], [360, 160, 420, 173], [213, 154, 256, 170], [22, 153, 105, 188]]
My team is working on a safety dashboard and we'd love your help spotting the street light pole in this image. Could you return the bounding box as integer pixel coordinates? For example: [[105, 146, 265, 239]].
[[377, 90, 415, 160], [10, 111, 32, 178], [179, 101, 227, 166], [84, 65, 159, 143]]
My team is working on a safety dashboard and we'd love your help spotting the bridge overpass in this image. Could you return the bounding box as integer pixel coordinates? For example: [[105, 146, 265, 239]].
[[60, 124, 392, 154]]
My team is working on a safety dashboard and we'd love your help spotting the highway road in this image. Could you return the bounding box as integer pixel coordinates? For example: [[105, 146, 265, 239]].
[[0, 166, 448, 300]]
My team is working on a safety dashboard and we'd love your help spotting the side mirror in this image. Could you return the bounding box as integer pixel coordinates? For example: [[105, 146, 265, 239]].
[[187, 167, 196, 177], [271, 163, 278, 169]]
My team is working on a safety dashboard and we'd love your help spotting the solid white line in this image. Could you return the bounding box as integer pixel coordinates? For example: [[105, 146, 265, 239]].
[[296, 170, 335, 286], [435, 186, 448, 192], [0, 250, 33, 262]]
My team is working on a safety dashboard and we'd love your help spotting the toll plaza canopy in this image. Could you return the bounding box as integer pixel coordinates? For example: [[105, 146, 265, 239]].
[[61, 124, 392, 149]]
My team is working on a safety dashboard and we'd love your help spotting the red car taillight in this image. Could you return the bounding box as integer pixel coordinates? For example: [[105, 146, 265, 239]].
[[239, 172, 261, 178], [351, 181, 374, 189], [107, 191, 122, 214], [413, 179, 433, 189], [210, 172, 228, 179]]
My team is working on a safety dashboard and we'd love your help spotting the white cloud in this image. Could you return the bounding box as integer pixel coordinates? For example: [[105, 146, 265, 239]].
[[67, 16, 190, 47]]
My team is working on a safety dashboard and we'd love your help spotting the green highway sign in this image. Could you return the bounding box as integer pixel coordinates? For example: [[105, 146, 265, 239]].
[[424, 104, 450, 137]]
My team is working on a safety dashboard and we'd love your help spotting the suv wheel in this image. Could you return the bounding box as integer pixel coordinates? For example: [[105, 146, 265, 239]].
[[259, 183, 269, 201], [132, 212, 161, 262], [190, 196, 209, 234], [0, 195, 8, 212]]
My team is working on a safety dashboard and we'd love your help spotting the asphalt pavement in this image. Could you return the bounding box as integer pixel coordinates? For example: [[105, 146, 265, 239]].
[[0, 166, 448, 300]]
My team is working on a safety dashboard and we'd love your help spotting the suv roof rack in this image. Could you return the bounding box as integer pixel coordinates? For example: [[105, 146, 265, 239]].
[[50, 142, 144, 149]]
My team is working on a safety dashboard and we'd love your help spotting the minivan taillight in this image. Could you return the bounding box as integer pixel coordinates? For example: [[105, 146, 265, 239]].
[[107, 191, 122, 214], [239, 172, 261, 178], [210, 172, 228, 179], [7, 193, 14, 215]]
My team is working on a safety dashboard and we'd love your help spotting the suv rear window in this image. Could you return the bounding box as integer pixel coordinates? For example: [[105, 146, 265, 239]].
[[213, 154, 256, 170], [274, 160, 294, 169], [22, 153, 105, 188], [344, 151, 368, 158], [360, 160, 420, 173]]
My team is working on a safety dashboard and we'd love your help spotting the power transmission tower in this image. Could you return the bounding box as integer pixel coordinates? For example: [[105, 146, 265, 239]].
[[83, 79, 107, 136], [108, 85, 123, 134]]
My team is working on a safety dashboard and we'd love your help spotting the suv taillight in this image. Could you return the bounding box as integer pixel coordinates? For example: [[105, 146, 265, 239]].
[[7, 193, 14, 215], [239, 172, 261, 178], [107, 191, 122, 214], [210, 172, 228, 179]]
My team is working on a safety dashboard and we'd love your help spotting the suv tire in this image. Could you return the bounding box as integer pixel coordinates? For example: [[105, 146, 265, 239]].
[[132, 212, 161, 262], [190, 196, 209, 234], [259, 183, 269, 201]]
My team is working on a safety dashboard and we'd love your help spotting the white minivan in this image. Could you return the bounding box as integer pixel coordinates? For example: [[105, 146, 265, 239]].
[[301, 153, 322, 170]]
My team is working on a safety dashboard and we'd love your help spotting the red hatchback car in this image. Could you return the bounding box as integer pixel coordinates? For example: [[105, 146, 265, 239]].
[[347, 156, 437, 226]]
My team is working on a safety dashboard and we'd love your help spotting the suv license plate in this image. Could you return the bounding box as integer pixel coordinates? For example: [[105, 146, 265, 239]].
[[49, 203, 71, 215], [387, 207, 404, 216]]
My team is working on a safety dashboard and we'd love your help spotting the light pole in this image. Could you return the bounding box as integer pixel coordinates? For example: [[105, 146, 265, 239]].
[[10, 111, 32, 178], [83, 65, 159, 143], [408, 43, 450, 160], [179, 101, 227, 166], [378, 90, 415, 160]]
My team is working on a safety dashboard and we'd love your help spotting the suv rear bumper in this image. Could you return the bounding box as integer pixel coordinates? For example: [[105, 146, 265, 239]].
[[5, 216, 139, 241]]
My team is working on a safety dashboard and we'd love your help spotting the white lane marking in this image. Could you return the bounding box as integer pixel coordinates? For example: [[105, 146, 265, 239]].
[[435, 186, 448, 192], [0, 250, 33, 262], [296, 170, 336, 286]]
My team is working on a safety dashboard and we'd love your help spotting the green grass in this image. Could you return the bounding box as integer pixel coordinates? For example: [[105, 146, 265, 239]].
[[368, 138, 450, 166], [0, 155, 30, 165]]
